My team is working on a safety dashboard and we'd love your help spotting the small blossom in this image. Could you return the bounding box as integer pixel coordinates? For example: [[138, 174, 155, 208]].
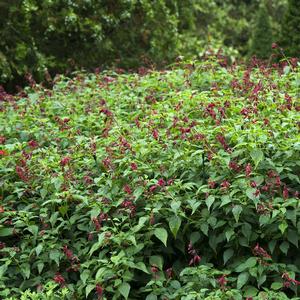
[[151, 265, 159, 273], [53, 273, 65, 286], [220, 180, 230, 190], [60, 156, 71, 167], [165, 267, 173, 279], [250, 181, 257, 188], [96, 284, 103, 298], [157, 178, 166, 187], [208, 180, 216, 189], [253, 243, 271, 259], [152, 129, 159, 140], [28, 140, 38, 148], [130, 162, 138, 170], [149, 185, 158, 192], [0, 149, 7, 156], [245, 163, 252, 177], [218, 275, 227, 289], [123, 184, 132, 194]]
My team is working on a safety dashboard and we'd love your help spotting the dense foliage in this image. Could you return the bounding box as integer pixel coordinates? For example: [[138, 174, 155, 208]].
[[250, 3, 273, 59], [0, 0, 297, 91], [281, 0, 300, 58], [0, 55, 300, 299]]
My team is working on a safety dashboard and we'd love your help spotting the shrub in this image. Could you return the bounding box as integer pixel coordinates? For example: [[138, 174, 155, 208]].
[[0, 0, 203, 89], [249, 2, 273, 59], [0, 56, 300, 299], [281, 0, 300, 57]]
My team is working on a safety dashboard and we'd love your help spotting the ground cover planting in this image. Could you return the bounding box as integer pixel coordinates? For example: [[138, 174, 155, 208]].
[[0, 57, 300, 299]]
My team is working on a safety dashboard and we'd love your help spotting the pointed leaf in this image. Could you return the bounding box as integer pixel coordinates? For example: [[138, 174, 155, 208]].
[[154, 228, 168, 247]]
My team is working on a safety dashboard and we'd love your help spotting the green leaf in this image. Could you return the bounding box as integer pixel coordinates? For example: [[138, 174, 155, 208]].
[[49, 249, 61, 266], [205, 195, 215, 211], [188, 199, 201, 214], [168, 215, 181, 238], [146, 294, 157, 300], [89, 232, 105, 257], [134, 262, 149, 274], [244, 286, 258, 297], [21, 263, 30, 279], [35, 244, 43, 256], [287, 230, 298, 247], [245, 257, 257, 269], [80, 269, 90, 284], [190, 232, 201, 244], [237, 272, 249, 289], [86, 284, 95, 298], [37, 262, 44, 274], [223, 248, 234, 265], [27, 225, 38, 237], [200, 223, 209, 236], [258, 274, 266, 287], [154, 228, 168, 247], [149, 255, 163, 270], [279, 222, 288, 234], [225, 229, 234, 242], [279, 241, 289, 255], [0, 227, 14, 237], [250, 149, 264, 168], [271, 282, 283, 290], [40, 188, 47, 199], [268, 240, 277, 254], [246, 188, 257, 201], [118, 282, 130, 299], [0, 264, 7, 277], [220, 195, 231, 207], [232, 205, 242, 223]]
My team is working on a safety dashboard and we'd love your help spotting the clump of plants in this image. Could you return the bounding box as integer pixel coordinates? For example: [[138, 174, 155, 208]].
[[0, 54, 300, 299]]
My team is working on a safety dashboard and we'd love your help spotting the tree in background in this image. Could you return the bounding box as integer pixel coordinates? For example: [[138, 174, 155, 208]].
[[281, 0, 300, 57], [249, 2, 273, 59]]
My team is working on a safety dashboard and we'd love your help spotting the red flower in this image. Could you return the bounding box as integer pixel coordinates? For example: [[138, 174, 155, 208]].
[[123, 184, 132, 194], [0, 136, 5, 144], [60, 156, 71, 167], [149, 185, 158, 192], [250, 181, 257, 188], [253, 243, 271, 259], [151, 265, 159, 273], [272, 42, 278, 49], [63, 245, 73, 260], [208, 180, 216, 189], [53, 273, 65, 286], [218, 275, 227, 289], [96, 284, 103, 298], [245, 163, 252, 177], [220, 180, 230, 190], [0, 150, 7, 156], [189, 255, 201, 266], [28, 140, 38, 148], [130, 162, 138, 170], [165, 267, 173, 279], [152, 129, 159, 140], [229, 160, 240, 172], [157, 178, 166, 187]]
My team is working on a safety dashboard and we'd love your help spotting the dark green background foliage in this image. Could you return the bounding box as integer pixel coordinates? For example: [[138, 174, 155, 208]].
[[281, 0, 300, 57], [250, 4, 273, 59], [0, 0, 298, 90]]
